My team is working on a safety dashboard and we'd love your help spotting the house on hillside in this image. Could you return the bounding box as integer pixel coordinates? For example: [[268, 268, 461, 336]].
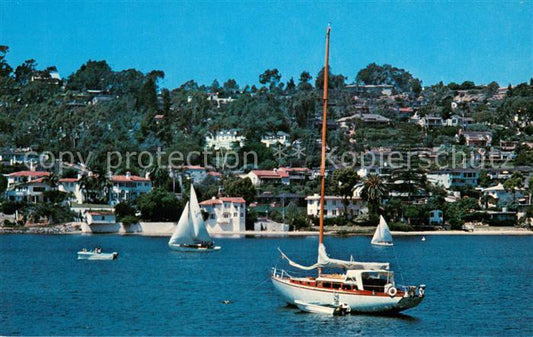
[[261, 131, 290, 148], [241, 170, 290, 186], [481, 183, 525, 208], [445, 114, 474, 127], [4, 171, 50, 190], [58, 176, 84, 204], [5, 178, 51, 203], [205, 129, 246, 150], [109, 172, 152, 205], [418, 115, 444, 128], [427, 169, 479, 189], [182, 165, 207, 183], [456, 130, 492, 147], [306, 194, 366, 219]]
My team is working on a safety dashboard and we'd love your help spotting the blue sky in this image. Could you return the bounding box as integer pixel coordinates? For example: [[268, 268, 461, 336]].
[[1, 1, 531, 89]]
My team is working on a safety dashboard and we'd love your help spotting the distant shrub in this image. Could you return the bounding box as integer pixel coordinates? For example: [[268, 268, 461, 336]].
[[120, 215, 139, 226], [388, 222, 415, 232]]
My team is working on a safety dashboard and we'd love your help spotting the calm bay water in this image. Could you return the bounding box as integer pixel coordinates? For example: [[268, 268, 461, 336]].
[[1, 234, 531, 336]]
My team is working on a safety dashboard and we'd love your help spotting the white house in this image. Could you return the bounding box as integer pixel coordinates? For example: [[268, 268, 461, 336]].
[[4, 171, 52, 203], [58, 176, 84, 204], [481, 183, 525, 207], [109, 172, 152, 205], [83, 210, 119, 233], [207, 93, 235, 107], [418, 115, 444, 128], [241, 170, 290, 186], [5, 178, 51, 203], [205, 129, 246, 150], [306, 194, 366, 218], [200, 197, 246, 233], [261, 131, 290, 148], [5, 170, 50, 190], [427, 169, 479, 189], [445, 114, 474, 127]]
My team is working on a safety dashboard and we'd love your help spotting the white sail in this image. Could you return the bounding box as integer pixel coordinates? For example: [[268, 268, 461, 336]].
[[371, 215, 393, 246], [189, 185, 213, 243], [168, 201, 193, 245], [279, 244, 389, 271]]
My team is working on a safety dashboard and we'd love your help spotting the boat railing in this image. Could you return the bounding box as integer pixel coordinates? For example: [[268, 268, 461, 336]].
[[271, 267, 293, 279]]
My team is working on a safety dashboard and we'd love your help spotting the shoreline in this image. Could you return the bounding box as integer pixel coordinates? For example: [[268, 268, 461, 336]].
[[1, 225, 531, 236]]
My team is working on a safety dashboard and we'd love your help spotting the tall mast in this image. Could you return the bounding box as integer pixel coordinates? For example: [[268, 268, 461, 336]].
[[318, 25, 331, 248]]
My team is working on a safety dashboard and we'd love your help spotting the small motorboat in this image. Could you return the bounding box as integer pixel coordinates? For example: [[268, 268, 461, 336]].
[[295, 300, 351, 316], [77, 248, 118, 260], [421, 236, 426, 241]]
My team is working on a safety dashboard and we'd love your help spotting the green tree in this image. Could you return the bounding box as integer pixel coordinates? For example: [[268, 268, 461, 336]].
[[332, 167, 359, 217], [361, 175, 387, 216], [114, 202, 137, 221], [503, 172, 524, 207], [223, 176, 256, 203], [66, 60, 113, 91], [136, 188, 183, 221], [0, 45, 12, 78]]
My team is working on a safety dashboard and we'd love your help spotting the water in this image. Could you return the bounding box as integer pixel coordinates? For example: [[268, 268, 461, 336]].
[[1, 234, 531, 336]]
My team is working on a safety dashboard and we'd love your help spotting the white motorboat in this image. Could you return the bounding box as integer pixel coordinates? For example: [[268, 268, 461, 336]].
[[271, 26, 425, 315], [168, 185, 221, 252], [77, 249, 118, 260], [371, 215, 394, 246], [295, 300, 351, 316]]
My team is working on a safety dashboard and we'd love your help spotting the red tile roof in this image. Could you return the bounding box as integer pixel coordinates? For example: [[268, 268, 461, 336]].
[[59, 178, 80, 183], [251, 170, 287, 179], [220, 197, 246, 203], [111, 175, 151, 183], [7, 171, 50, 177], [398, 107, 414, 113], [88, 211, 115, 216], [183, 165, 205, 170], [199, 199, 222, 206], [200, 197, 246, 206]]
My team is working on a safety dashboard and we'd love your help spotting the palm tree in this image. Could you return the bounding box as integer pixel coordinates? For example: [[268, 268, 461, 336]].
[[503, 172, 524, 207], [148, 163, 170, 189], [43, 172, 59, 190], [361, 174, 387, 216]]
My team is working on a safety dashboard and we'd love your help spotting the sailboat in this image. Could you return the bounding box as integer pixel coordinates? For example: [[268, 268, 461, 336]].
[[271, 26, 425, 314], [371, 215, 394, 246], [168, 185, 221, 252]]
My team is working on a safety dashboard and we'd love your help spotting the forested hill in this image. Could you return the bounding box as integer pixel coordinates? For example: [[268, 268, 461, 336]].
[[0, 45, 531, 174]]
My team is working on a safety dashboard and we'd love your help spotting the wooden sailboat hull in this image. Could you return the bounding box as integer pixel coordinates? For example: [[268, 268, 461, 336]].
[[272, 276, 423, 314], [168, 243, 221, 252]]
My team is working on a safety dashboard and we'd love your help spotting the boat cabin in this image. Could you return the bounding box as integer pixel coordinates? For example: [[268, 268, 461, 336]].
[[289, 269, 394, 293]]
